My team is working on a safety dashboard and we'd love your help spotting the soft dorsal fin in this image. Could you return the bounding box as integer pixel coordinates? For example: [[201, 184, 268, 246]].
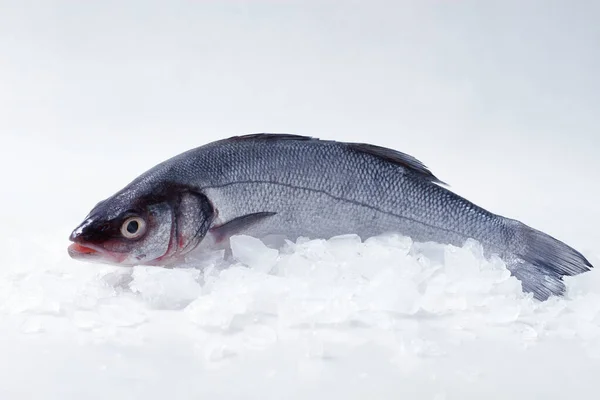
[[346, 142, 445, 185], [228, 133, 445, 185]]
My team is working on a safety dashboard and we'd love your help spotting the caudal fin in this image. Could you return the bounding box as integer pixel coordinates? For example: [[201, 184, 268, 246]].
[[506, 221, 593, 301]]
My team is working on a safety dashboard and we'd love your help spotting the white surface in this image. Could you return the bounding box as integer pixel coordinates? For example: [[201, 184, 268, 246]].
[[1, 1, 599, 399]]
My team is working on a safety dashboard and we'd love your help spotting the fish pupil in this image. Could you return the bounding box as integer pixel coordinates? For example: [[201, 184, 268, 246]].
[[127, 220, 139, 234]]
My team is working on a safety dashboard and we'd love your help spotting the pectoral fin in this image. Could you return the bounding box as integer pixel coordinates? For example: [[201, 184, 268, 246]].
[[210, 212, 277, 242]]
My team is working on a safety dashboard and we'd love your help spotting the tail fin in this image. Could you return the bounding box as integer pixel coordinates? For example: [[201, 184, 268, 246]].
[[506, 221, 593, 301]]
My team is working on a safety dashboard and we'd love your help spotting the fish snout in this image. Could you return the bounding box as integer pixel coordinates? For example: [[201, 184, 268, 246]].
[[69, 217, 95, 242], [68, 219, 104, 259], [68, 219, 129, 264], [69, 229, 80, 243]]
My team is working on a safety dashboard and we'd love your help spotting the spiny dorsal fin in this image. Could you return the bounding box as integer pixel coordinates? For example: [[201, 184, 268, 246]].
[[230, 133, 314, 141], [346, 142, 446, 185]]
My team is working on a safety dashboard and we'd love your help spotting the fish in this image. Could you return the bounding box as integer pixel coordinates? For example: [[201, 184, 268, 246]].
[[68, 133, 593, 300]]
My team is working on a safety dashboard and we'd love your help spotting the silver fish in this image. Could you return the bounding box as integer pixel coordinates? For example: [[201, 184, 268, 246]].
[[68, 134, 593, 300]]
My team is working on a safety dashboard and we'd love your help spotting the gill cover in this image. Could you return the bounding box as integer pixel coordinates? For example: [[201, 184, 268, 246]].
[[170, 191, 215, 259]]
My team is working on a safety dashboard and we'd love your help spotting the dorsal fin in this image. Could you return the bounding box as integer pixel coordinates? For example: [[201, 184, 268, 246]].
[[230, 133, 314, 141], [226, 133, 445, 185], [346, 142, 445, 185]]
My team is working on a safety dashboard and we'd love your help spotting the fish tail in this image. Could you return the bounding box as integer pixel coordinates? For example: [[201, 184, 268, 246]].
[[505, 219, 593, 300]]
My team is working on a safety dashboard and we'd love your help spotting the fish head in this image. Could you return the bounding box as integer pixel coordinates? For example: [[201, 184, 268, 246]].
[[68, 185, 214, 266]]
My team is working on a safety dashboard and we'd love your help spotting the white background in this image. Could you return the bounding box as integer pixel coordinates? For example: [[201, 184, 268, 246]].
[[1, 1, 599, 399]]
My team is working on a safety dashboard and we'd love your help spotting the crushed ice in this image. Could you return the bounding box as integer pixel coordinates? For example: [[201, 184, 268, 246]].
[[1, 232, 599, 359]]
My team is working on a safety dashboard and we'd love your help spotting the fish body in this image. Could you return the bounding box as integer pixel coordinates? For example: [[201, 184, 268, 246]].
[[69, 134, 593, 300]]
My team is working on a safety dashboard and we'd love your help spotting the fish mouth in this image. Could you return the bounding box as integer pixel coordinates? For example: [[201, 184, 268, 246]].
[[67, 242, 124, 264], [68, 243, 98, 255]]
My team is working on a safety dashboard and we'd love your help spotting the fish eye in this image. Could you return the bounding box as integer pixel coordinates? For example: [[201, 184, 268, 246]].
[[120, 216, 146, 239]]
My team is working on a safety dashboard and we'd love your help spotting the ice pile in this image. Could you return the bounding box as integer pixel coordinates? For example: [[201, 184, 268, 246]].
[[130, 233, 600, 358], [185, 234, 520, 328]]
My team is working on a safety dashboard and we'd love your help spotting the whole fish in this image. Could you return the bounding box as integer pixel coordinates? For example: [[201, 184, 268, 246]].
[[68, 134, 593, 300]]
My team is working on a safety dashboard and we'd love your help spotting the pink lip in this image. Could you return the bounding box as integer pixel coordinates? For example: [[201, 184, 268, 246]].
[[68, 243, 98, 255], [67, 242, 126, 264]]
